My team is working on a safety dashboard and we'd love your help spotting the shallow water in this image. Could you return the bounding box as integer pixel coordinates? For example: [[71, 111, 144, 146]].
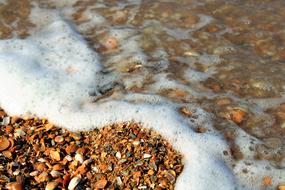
[[0, 0, 285, 189]]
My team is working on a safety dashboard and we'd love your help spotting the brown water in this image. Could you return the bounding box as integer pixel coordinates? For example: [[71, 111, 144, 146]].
[[1, 0, 285, 188]]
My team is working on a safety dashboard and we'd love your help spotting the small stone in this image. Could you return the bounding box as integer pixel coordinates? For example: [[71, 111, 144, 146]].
[[148, 169, 154, 175], [279, 185, 285, 190], [94, 178, 108, 189], [50, 150, 61, 161], [45, 123, 54, 130], [34, 172, 48, 183], [45, 181, 59, 190], [70, 133, 81, 141], [116, 152, 121, 159], [34, 162, 46, 171], [143, 153, 152, 159], [64, 155, 73, 162], [262, 176, 272, 186], [179, 107, 192, 117], [2, 150, 12, 159], [132, 141, 140, 146], [52, 164, 63, 171], [0, 137, 10, 151], [104, 36, 118, 50], [68, 176, 81, 190], [66, 144, 77, 154], [54, 136, 64, 143]]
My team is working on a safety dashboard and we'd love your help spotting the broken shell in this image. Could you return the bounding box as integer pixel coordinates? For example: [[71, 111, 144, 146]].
[[68, 176, 81, 190], [75, 153, 84, 164], [34, 172, 48, 183], [52, 164, 63, 171], [50, 170, 62, 178], [143, 153, 152, 159], [66, 144, 77, 154], [94, 178, 108, 189], [116, 177, 123, 186], [2, 117, 10, 125], [50, 150, 61, 161], [45, 181, 59, 190], [29, 171, 39, 177], [2, 150, 12, 159], [54, 136, 64, 143], [116, 152, 122, 159], [0, 137, 10, 151], [132, 141, 140, 146], [179, 107, 192, 117]]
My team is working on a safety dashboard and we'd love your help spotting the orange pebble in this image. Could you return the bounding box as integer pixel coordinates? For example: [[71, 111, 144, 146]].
[[104, 36, 118, 50], [263, 176, 272, 186]]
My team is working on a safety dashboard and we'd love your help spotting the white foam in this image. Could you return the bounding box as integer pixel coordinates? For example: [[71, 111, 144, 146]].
[[0, 19, 102, 117]]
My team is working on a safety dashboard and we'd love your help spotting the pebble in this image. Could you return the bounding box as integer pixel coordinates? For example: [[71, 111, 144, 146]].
[[54, 136, 64, 143], [0, 137, 10, 151]]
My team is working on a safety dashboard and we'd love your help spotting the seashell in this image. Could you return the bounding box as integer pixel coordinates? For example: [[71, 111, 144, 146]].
[[29, 171, 39, 177], [115, 152, 121, 159], [64, 155, 73, 162], [143, 153, 152, 159], [2, 117, 10, 125], [132, 141, 140, 146], [50, 150, 61, 161], [14, 129, 26, 137], [68, 176, 81, 190], [38, 158, 47, 163], [75, 153, 84, 164], [45, 181, 59, 190], [50, 170, 62, 178]]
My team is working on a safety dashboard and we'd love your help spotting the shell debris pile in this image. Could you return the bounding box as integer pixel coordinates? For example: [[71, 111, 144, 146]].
[[0, 109, 183, 190]]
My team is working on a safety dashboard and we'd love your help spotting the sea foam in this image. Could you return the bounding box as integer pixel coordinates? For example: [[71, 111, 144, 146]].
[[0, 16, 240, 190], [0, 11, 284, 190]]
